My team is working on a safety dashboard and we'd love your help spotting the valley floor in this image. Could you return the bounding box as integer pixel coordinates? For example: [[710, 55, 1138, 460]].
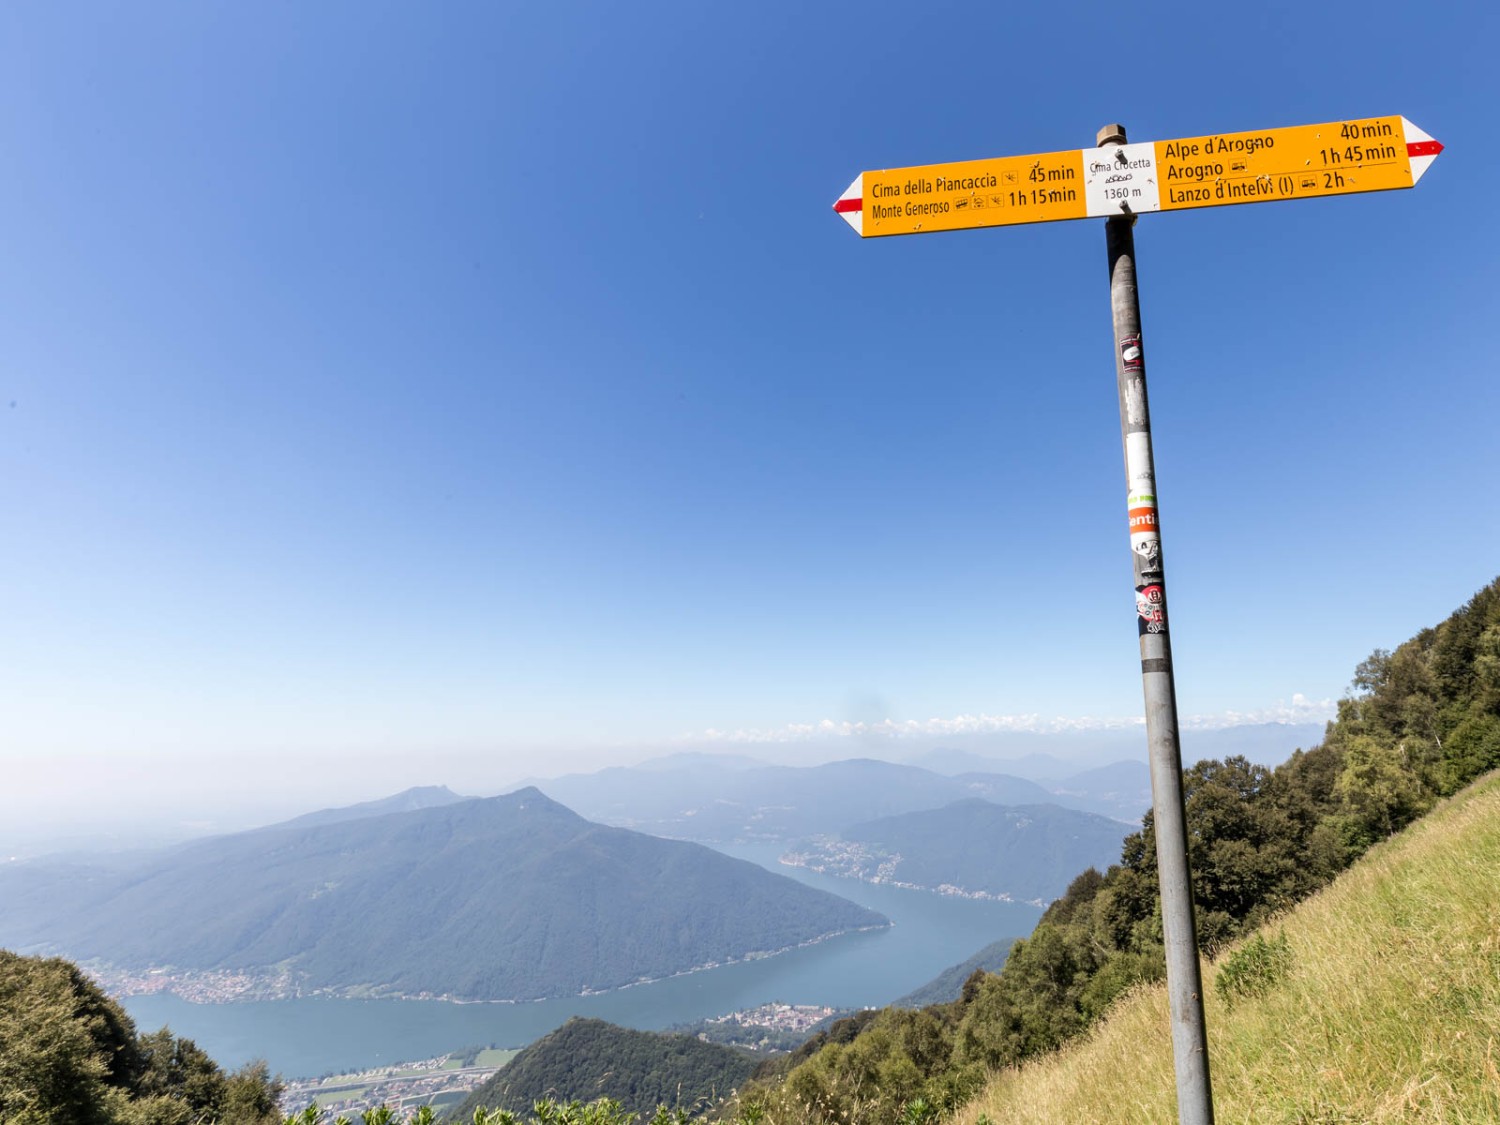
[[279, 1049, 515, 1119]]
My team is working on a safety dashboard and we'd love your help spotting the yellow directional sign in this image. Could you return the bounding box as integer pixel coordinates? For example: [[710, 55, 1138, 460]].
[[844, 148, 1088, 237], [834, 116, 1442, 237]]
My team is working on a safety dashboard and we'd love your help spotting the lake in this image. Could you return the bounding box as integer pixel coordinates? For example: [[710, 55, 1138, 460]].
[[122, 842, 1042, 1078]]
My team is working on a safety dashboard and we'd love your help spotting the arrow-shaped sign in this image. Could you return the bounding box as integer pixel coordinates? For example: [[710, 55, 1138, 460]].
[[834, 115, 1442, 237]]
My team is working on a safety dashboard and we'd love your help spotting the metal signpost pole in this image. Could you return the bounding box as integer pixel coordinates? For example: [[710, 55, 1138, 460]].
[[835, 114, 1442, 1123], [1096, 122, 1215, 1125]]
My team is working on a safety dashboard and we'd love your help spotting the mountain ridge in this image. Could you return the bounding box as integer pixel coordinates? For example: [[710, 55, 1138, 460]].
[[0, 788, 888, 1002], [531, 756, 1148, 846], [263, 784, 474, 832]]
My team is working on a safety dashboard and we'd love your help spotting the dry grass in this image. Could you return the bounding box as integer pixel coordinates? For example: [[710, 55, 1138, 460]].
[[953, 772, 1500, 1125]]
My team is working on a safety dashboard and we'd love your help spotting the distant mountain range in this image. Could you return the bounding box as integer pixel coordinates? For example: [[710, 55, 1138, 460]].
[[530, 755, 1151, 843], [0, 789, 886, 1002], [264, 784, 473, 831], [902, 722, 1324, 777], [525, 723, 1326, 847]]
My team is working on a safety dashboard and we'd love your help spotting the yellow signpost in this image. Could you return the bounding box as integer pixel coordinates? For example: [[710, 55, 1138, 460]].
[[833, 113, 1443, 1125], [845, 147, 1088, 236], [833, 115, 1442, 237]]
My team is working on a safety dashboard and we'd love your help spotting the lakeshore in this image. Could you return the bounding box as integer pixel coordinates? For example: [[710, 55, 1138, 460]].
[[89, 922, 890, 1006], [117, 845, 1042, 1078]]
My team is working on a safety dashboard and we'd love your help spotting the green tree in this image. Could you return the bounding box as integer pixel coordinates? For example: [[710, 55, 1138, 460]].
[[1, 951, 281, 1125], [223, 1062, 283, 1123], [135, 1028, 226, 1111], [1335, 734, 1429, 842], [0, 952, 158, 1125]]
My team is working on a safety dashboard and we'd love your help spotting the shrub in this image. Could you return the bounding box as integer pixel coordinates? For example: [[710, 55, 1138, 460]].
[[1214, 931, 1293, 1007]]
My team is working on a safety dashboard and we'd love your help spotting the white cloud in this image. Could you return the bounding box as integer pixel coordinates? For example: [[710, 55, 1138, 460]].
[[683, 694, 1335, 745], [1179, 693, 1336, 731]]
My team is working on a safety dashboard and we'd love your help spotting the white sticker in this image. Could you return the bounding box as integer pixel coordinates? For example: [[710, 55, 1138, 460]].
[[1082, 142, 1162, 217], [1125, 431, 1154, 487], [1131, 531, 1163, 573]]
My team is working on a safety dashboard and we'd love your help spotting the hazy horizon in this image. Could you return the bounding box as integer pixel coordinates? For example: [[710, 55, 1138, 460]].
[[2, 716, 1327, 858]]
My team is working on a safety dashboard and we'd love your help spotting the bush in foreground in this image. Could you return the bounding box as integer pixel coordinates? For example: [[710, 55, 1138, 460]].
[[0, 950, 280, 1125], [283, 1101, 689, 1124]]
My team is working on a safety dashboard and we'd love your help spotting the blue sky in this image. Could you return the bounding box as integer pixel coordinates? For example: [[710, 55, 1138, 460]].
[[2, 2, 1496, 834]]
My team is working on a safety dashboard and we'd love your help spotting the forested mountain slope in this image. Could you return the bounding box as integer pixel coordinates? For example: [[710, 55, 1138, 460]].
[[0, 789, 887, 1002], [448, 1019, 759, 1122], [892, 939, 1016, 1009]]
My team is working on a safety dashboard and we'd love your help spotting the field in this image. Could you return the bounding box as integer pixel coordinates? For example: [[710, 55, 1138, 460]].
[[282, 1048, 519, 1116]]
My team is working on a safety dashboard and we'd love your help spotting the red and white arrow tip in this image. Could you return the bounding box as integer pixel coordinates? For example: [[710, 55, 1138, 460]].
[[833, 174, 863, 235], [1403, 117, 1443, 184]]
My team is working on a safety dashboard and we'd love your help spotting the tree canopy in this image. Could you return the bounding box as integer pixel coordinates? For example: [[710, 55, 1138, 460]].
[[0, 950, 281, 1125]]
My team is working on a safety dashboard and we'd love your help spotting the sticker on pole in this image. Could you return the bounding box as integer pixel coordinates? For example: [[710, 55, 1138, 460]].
[[1132, 533, 1163, 575], [1136, 583, 1167, 635]]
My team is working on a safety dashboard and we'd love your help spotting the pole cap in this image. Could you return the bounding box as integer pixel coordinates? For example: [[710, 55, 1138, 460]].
[[1097, 124, 1128, 146]]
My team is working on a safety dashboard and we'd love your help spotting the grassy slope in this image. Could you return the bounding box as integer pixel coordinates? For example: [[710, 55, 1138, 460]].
[[955, 771, 1500, 1125]]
